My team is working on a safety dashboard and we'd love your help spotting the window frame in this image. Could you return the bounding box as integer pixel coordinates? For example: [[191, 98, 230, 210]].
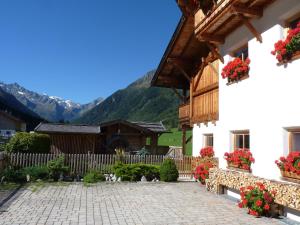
[[288, 128, 300, 153], [203, 133, 213, 147], [231, 130, 250, 151]]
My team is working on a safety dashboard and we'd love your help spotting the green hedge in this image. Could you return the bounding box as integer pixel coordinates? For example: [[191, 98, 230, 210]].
[[5, 132, 50, 153], [83, 170, 106, 184], [113, 163, 160, 182]]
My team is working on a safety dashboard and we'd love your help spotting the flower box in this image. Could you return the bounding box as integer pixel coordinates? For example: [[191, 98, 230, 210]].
[[271, 22, 300, 64], [227, 163, 251, 172], [221, 57, 250, 83], [280, 169, 300, 180], [224, 149, 255, 172]]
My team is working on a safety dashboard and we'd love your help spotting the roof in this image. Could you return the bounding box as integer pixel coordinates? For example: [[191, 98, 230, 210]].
[[151, 16, 210, 90], [0, 110, 24, 123], [100, 120, 167, 134], [35, 123, 101, 134]]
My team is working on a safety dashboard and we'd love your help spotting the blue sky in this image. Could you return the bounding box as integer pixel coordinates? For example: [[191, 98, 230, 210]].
[[0, 0, 181, 103]]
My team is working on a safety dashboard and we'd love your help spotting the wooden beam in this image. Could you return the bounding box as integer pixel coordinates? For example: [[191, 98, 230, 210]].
[[198, 34, 225, 45], [238, 14, 262, 43], [193, 57, 206, 91], [206, 42, 224, 63], [193, 82, 218, 98], [172, 88, 185, 102], [167, 58, 191, 82], [231, 4, 263, 18], [208, 62, 218, 75]]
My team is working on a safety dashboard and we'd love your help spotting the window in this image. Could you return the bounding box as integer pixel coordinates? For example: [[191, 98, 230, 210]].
[[203, 134, 213, 147], [232, 131, 250, 150], [233, 44, 248, 61], [289, 130, 300, 152]]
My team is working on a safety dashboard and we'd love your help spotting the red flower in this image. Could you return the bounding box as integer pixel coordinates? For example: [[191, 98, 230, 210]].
[[255, 200, 262, 207], [221, 57, 250, 82], [200, 147, 214, 158], [264, 204, 270, 211], [238, 202, 243, 208]]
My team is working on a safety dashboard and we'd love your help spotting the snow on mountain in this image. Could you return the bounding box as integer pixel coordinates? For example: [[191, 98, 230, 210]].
[[0, 81, 103, 122]]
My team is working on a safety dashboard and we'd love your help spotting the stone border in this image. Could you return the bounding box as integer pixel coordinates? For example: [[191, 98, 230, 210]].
[[206, 168, 300, 211]]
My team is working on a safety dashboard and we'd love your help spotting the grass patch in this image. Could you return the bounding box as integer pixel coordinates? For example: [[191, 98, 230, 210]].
[[0, 183, 19, 191], [158, 128, 192, 156]]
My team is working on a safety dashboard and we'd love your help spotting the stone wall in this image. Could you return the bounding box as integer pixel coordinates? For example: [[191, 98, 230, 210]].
[[207, 168, 300, 211]]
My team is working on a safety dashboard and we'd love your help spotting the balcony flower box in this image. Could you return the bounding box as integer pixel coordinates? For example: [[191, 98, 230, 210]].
[[224, 149, 255, 172], [200, 146, 214, 158], [275, 152, 300, 181], [221, 57, 250, 84], [271, 22, 300, 64]]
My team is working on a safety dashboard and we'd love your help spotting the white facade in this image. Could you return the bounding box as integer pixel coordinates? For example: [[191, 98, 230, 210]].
[[193, 0, 300, 180]]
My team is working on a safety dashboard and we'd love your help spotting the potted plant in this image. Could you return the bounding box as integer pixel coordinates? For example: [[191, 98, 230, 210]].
[[221, 57, 250, 83], [200, 146, 214, 158], [193, 162, 214, 184], [224, 149, 255, 172], [271, 22, 300, 63], [238, 182, 276, 217], [275, 152, 300, 180]]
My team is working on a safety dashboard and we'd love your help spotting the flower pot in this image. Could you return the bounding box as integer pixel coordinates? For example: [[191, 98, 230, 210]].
[[280, 170, 300, 180], [227, 163, 251, 172]]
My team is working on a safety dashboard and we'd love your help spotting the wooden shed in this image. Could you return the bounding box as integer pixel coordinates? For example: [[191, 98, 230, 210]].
[[35, 123, 102, 154], [35, 120, 167, 154]]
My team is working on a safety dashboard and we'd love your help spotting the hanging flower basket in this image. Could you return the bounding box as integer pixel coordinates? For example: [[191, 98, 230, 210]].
[[271, 22, 300, 64], [275, 152, 300, 181], [224, 149, 255, 172], [221, 57, 250, 83]]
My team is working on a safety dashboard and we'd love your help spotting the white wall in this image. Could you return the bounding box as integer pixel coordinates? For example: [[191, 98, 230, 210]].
[[193, 0, 300, 180]]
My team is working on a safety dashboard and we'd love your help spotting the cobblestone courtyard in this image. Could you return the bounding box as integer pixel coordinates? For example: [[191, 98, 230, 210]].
[[0, 182, 290, 225]]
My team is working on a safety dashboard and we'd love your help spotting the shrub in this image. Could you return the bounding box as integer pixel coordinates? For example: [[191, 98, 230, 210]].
[[224, 149, 255, 171], [47, 156, 69, 181], [5, 132, 50, 153], [0, 166, 26, 183], [160, 159, 179, 182], [193, 162, 214, 184], [83, 170, 105, 184], [113, 163, 160, 182], [200, 147, 214, 158], [22, 166, 49, 181], [238, 182, 276, 217]]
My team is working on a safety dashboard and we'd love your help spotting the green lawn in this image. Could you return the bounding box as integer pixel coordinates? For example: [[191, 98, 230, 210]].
[[158, 128, 192, 156]]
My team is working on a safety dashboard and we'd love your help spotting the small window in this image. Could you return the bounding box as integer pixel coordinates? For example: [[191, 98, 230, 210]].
[[203, 134, 213, 147], [289, 130, 300, 152], [233, 45, 248, 61], [232, 130, 250, 150]]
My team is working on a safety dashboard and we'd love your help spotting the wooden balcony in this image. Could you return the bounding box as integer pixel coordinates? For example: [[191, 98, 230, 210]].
[[179, 103, 190, 127]]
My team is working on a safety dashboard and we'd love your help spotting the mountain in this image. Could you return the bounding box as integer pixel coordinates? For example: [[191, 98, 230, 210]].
[[0, 87, 43, 131], [0, 82, 103, 122], [75, 70, 180, 128]]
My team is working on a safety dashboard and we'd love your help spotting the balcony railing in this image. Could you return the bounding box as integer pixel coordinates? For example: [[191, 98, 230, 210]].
[[179, 102, 190, 126]]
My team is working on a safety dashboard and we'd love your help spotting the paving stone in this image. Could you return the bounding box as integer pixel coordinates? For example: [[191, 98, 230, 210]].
[[0, 182, 290, 225]]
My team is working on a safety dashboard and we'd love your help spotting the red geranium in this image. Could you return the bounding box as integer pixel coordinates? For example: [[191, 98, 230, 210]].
[[238, 182, 276, 217], [224, 149, 255, 171], [193, 162, 214, 184], [275, 152, 300, 175], [221, 57, 250, 82], [200, 146, 214, 158], [271, 22, 300, 63]]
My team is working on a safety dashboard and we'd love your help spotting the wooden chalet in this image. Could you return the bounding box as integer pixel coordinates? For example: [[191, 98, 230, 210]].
[[151, 0, 273, 154], [35, 120, 167, 154]]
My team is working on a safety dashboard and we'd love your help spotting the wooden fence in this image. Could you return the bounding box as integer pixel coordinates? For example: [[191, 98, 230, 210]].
[[4, 153, 218, 178]]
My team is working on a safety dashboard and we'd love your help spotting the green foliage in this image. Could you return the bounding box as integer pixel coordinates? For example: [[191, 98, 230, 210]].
[[22, 166, 49, 181], [74, 71, 180, 129], [113, 163, 160, 182], [0, 143, 6, 152], [83, 170, 105, 184], [0, 166, 26, 183], [160, 159, 179, 182], [158, 128, 192, 156], [286, 33, 300, 55], [5, 132, 50, 153], [47, 156, 69, 181]]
